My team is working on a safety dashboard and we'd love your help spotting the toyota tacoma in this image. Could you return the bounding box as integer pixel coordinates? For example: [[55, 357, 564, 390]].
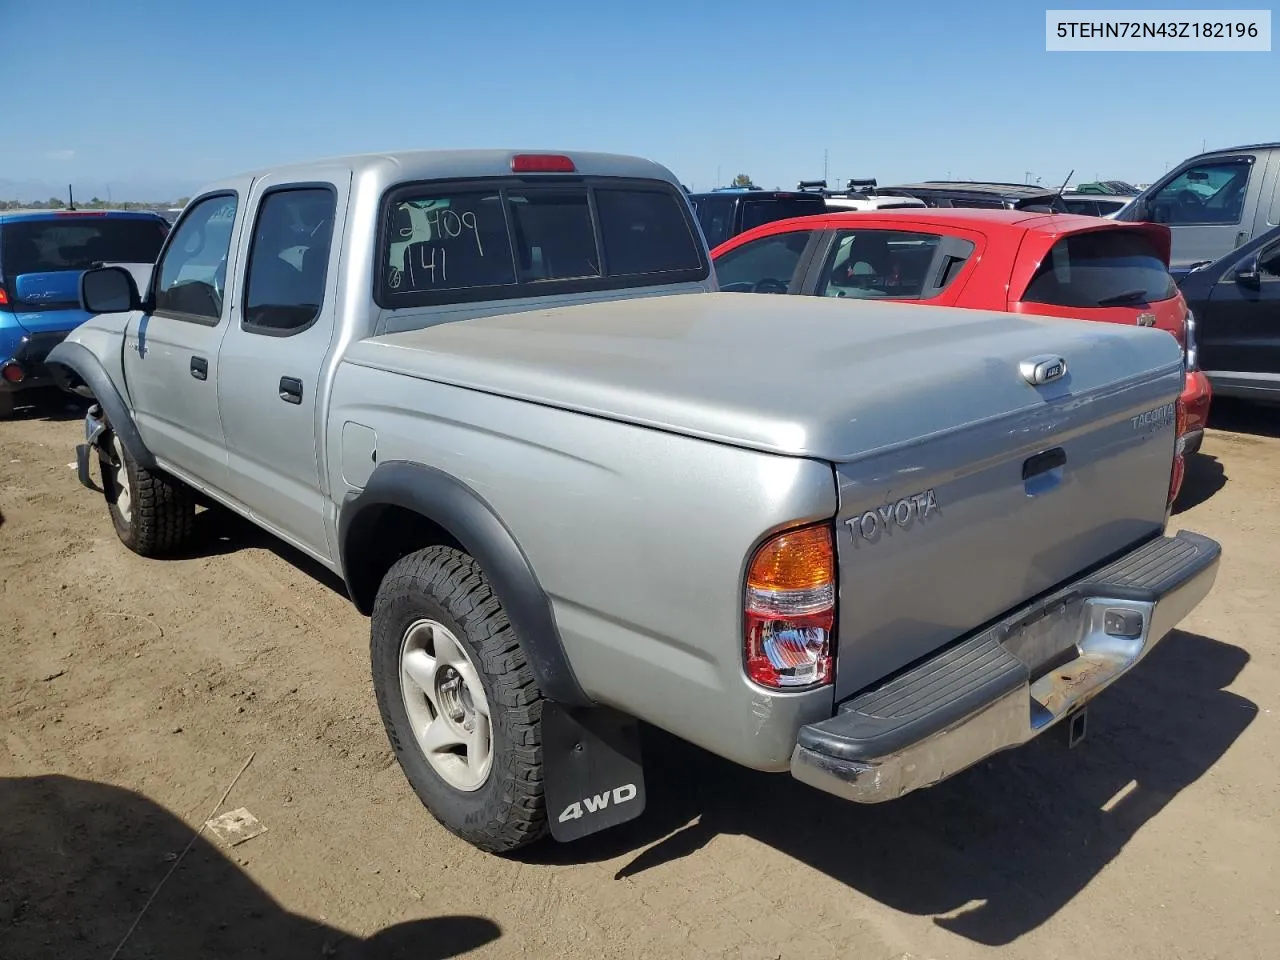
[[47, 149, 1220, 853]]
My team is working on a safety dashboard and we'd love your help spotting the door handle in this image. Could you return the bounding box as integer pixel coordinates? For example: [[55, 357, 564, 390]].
[[1236, 231, 1248, 248], [279, 376, 303, 404], [190, 356, 208, 381]]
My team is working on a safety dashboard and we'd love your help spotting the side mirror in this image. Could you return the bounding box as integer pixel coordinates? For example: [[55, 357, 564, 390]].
[[80, 266, 141, 314], [1234, 252, 1262, 290]]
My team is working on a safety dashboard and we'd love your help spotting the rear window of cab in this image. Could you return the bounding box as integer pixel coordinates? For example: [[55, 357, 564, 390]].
[[1021, 230, 1177, 308], [377, 178, 708, 307]]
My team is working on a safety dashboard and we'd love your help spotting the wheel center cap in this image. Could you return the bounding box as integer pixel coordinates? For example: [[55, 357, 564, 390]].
[[436, 668, 470, 728]]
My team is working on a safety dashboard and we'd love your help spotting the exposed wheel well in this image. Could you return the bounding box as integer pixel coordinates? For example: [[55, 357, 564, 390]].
[[344, 504, 463, 614]]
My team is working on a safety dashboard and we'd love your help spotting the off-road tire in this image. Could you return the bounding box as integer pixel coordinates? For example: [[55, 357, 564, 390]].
[[371, 545, 548, 853], [98, 432, 195, 557]]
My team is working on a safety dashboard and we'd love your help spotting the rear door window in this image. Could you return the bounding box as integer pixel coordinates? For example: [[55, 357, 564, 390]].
[[242, 187, 337, 334], [818, 230, 974, 299], [381, 179, 706, 306], [1020, 230, 1177, 307]]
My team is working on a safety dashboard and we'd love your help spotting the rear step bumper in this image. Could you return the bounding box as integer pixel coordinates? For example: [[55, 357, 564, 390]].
[[791, 530, 1221, 803]]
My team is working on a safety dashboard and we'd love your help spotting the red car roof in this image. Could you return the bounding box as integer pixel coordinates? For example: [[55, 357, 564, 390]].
[[710, 207, 1172, 267]]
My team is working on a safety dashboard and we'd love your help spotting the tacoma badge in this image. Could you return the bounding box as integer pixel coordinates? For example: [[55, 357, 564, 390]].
[[1131, 402, 1176, 432], [846, 489, 939, 543]]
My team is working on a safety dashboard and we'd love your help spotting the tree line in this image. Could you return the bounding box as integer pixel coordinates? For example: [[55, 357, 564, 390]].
[[0, 197, 190, 211]]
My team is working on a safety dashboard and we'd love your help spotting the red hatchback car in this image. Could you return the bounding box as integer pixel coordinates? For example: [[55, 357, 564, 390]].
[[709, 209, 1212, 464]]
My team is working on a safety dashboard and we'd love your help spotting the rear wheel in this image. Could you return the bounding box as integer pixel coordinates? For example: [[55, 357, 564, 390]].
[[371, 545, 548, 853], [98, 432, 195, 557]]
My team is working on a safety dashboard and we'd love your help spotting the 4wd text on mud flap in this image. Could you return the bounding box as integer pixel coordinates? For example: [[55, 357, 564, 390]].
[[845, 489, 939, 543], [558, 783, 638, 823]]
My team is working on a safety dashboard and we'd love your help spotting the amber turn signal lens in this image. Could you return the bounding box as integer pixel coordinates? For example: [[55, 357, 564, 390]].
[[747, 524, 834, 592]]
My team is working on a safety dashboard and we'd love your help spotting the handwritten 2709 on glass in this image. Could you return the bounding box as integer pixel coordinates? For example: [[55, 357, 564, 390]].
[[1045, 9, 1271, 51]]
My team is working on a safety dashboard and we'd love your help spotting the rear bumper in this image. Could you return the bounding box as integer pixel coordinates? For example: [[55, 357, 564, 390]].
[[791, 530, 1220, 803], [0, 330, 70, 393]]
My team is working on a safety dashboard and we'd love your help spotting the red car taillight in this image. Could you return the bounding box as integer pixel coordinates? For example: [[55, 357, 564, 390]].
[[1168, 395, 1188, 508], [744, 523, 836, 689]]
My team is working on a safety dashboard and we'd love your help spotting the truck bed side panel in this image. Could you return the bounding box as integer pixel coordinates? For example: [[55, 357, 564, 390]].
[[328, 362, 839, 771]]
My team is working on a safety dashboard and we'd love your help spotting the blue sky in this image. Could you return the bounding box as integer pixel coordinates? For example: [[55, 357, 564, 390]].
[[2, 0, 1274, 199]]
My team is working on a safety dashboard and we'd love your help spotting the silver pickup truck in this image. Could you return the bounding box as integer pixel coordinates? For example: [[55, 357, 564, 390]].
[[47, 149, 1221, 855]]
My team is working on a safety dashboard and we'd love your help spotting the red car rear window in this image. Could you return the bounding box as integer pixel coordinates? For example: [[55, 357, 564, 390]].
[[1021, 230, 1177, 308]]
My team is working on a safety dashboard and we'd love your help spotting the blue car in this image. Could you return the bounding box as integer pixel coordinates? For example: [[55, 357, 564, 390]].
[[0, 209, 169, 416]]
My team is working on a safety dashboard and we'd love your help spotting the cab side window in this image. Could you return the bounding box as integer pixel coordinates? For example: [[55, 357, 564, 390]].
[[242, 187, 337, 334], [154, 194, 238, 323], [1148, 159, 1253, 226]]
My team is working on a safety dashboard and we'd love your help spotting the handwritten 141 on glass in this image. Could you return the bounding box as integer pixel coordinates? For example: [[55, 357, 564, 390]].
[[410, 206, 487, 285]]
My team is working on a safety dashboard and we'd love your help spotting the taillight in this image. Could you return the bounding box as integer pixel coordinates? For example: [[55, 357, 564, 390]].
[[1184, 308, 1199, 371], [0, 285, 9, 306], [744, 523, 835, 689], [1168, 395, 1188, 508], [2, 360, 25, 384]]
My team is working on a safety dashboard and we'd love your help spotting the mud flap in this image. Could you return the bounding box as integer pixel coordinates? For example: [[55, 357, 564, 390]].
[[75, 405, 108, 493], [542, 702, 646, 842]]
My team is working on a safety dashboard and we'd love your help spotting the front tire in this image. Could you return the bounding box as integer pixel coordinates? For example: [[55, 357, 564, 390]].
[[98, 432, 195, 557], [371, 546, 548, 853]]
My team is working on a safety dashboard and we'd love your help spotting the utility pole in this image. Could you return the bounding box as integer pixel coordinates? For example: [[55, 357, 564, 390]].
[[823, 149, 829, 184]]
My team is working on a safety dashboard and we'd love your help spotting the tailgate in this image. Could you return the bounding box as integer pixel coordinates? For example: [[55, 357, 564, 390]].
[[832, 363, 1182, 701]]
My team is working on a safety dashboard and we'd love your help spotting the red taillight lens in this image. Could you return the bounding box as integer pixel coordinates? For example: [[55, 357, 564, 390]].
[[0, 286, 8, 306], [2, 361, 25, 384], [510, 153, 576, 173], [1168, 395, 1188, 508], [744, 523, 835, 689]]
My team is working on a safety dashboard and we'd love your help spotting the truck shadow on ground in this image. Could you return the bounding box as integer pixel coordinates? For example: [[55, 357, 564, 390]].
[[180, 506, 352, 596], [0, 775, 501, 960], [1173, 451, 1226, 514], [521, 629, 1255, 947]]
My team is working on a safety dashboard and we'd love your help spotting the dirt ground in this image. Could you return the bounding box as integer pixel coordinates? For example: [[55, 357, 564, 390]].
[[1, 393, 1277, 960]]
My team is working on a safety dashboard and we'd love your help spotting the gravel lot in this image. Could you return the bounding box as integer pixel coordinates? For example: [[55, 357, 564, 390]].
[[1, 394, 1276, 960]]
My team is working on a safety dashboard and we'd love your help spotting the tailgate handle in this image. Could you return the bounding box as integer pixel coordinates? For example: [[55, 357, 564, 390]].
[[1023, 447, 1066, 481]]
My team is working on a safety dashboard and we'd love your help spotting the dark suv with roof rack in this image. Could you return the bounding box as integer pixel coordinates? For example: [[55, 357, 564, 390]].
[[873, 181, 1071, 213], [687, 187, 826, 248]]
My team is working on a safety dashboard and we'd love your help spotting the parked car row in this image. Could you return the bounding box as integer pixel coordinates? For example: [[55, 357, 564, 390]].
[[36, 147, 1220, 857]]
